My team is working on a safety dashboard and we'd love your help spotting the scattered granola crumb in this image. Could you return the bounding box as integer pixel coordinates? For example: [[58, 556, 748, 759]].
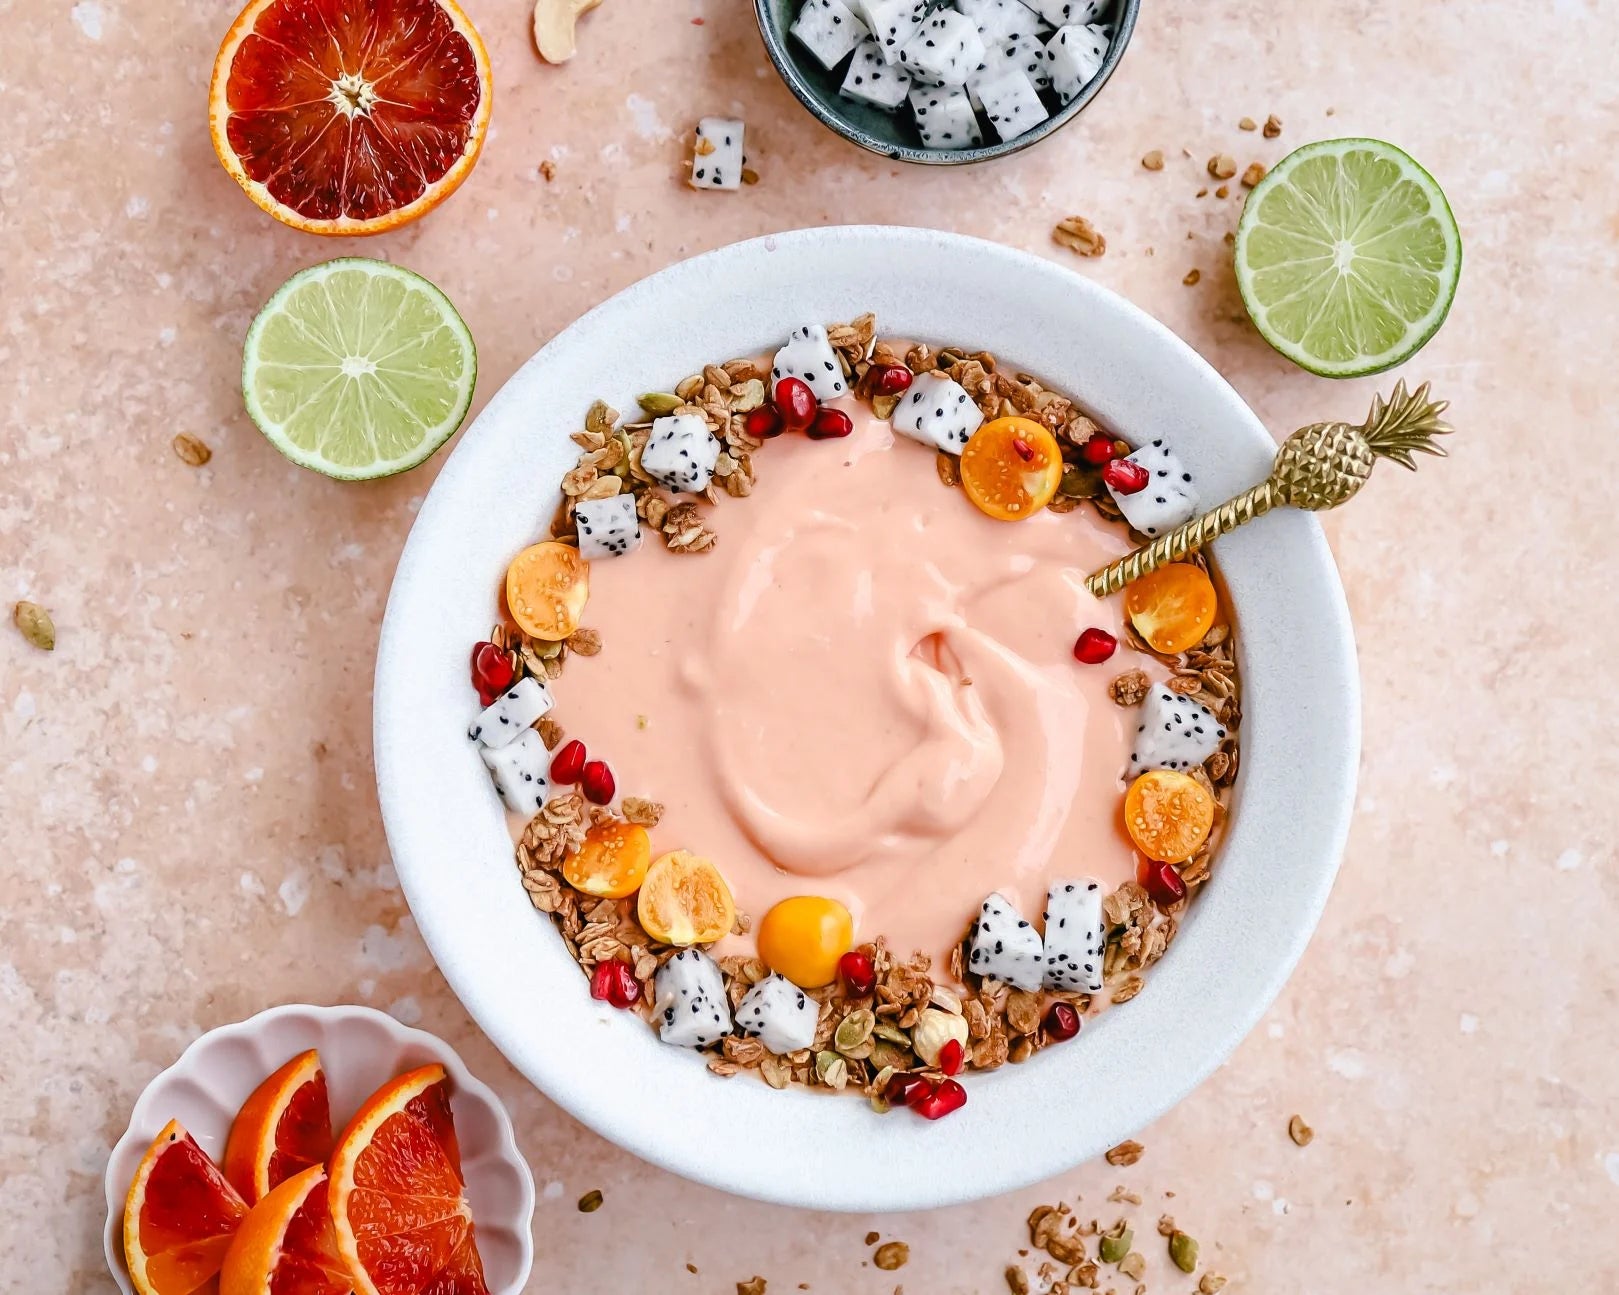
[[1238, 116, 1257, 131], [1053, 216, 1107, 258], [1241, 162, 1267, 189], [873, 1242, 910, 1271], [1325, 106, 1335, 116], [1207, 154, 1237, 180], [1263, 113, 1283, 138], [1107, 1186, 1141, 1205], [577, 1189, 604, 1212], [1195, 187, 1209, 198], [539, 160, 556, 181], [686, 1263, 698, 1275], [1288, 1114, 1315, 1146], [737, 1279, 767, 1295], [636, 713, 649, 729], [1105, 1140, 1144, 1167], [1182, 269, 1201, 286], [1118, 1252, 1145, 1280], [1005, 1267, 1031, 1295], [1214, 185, 1229, 199], [1109, 669, 1149, 706], [172, 433, 212, 466], [865, 1232, 881, 1246], [742, 166, 761, 185], [1157, 1214, 1177, 1237], [1223, 231, 1236, 246], [537, 716, 564, 750], [566, 626, 602, 656], [1141, 149, 1164, 171], [1199, 1273, 1229, 1293], [13, 601, 55, 652], [621, 796, 663, 827]]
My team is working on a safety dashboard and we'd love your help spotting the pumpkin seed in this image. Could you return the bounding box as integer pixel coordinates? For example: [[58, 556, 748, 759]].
[[835, 1008, 876, 1054], [728, 378, 766, 412], [1060, 464, 1104, 498], [815, 1050, 849, 1090], [873, 1021, 911, 1046], [1169, 1231, 1199, 1273], [577, 1189, 604, 1212], [638, 392, 684, 415], [872, 393, 901, 420], [1098, 1224, 1133, 1265]]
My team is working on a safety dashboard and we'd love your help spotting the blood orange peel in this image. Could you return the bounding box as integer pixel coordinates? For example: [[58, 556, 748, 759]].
[[220, 1165, 350, 1295], [223, 1048, 333, 1205]]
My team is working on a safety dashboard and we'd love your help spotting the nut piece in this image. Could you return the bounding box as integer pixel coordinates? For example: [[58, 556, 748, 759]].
[[1005, 1267, 1031, 1295], [1238, 116, 1257, 131], [1263, 112, 1283, 138], [1141, 149, 1165, 171], [576, 1188, 604, 1212], [172, 433, 212, 466], [1207, 153, 1237, 180], [1053, 216, 1106, 258], [873, 1242, 910, 1271], [1241, 161, 1268, 188], [1105, 1139, 1144, 1166], [1199, 1273, 1229, 1293], [911, 1007, 969, 1066], [533, 0, 604, 64], [1288, 1113, 1315, 1146], [1183, 269, 1202, 286], [13, 601, 55, 651]]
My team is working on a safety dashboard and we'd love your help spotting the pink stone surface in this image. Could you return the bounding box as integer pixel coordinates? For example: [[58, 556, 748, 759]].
[[3, 2, 1617, 1292]]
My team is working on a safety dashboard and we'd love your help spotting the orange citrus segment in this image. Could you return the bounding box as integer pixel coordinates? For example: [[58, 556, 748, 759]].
[[208, 0, 492, 235], [220, 1165, 350, 1295], [125, 1120, 251, 1295], [1124, 562, 1218, 654], [637, 850, 736, 946], [505, 542, 590, 641], [223, 1049, 333, 1205], [1124, 770, 1215, 861], [329, 1066, 488, 1295], [756, 896, 854, 988], [959, 417, 1064, 521], [563, 819, 653, 899]]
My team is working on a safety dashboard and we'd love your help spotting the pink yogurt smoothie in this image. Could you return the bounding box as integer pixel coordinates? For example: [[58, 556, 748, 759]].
[[554, 400, 1151, 973]]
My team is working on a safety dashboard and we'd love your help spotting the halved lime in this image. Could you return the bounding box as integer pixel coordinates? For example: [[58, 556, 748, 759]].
[[1234, 138, 1461, 378], [242, 258, 477, 479]]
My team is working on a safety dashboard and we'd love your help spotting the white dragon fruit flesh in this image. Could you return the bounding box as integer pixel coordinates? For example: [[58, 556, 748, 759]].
[[890, 371, 985, 453], [967, 892, 1045, 989], [908, 84, 983, 149], [840, 36, 912, 111], [771, 323, 849, 402], [1129, 683, 1227, 775], [689, 117, 745, 191], [791, 0, 869, 69], [573, 494, 641, 560], [1042, 879, 1105, 993], [735, 974, 820, 1053], [976, 32, 1052, 88], [975, 68, 1049, 140], [897, 9, 986, 88], [1046, 22, 1108, 101], [467, 676, 553, 747], [479, 727, 550, 816], [851, 0, 925, 63], [640, 413, 721, 494], [1026, 0, 1105, 27], [654, 949, 733, 1047], [956, 0, 1049, 44], [1107, 436, 1200, 537]]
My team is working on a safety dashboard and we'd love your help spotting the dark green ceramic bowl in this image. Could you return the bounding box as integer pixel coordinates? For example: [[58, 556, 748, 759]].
[[755, 0, 1139, 165]]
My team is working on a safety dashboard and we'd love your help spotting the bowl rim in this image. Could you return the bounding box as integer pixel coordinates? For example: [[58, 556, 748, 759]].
[[753, 0, 1141, 166], [101, 1002, 536, 1294], [374, 225, 1361, 1211]]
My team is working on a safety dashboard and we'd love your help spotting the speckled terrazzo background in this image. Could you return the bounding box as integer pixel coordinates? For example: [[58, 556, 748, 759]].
[[3, 1, 1617, 1291]]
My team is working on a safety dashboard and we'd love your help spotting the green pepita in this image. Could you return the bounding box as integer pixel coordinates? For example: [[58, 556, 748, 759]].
[[834, 1009, 876, 1054], [638, 392, 684, 416], [815, 1050, 849, 1090], [1098, 1224, 1134, 1266], [1169, 1231, 1199, 1273]]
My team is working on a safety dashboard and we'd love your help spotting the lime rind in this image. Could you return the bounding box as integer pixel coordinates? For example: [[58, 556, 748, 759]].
[[242, 258, 477, 480], [1234, 138, 1461, 379]]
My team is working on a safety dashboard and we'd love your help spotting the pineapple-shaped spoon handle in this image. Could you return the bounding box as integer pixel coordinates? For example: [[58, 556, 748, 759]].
[[1085, 381, 1453, 597]]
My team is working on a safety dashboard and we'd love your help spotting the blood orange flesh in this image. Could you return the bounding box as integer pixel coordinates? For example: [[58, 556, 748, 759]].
[[125, 1121, 251, 1295], [223, 1049, 333, 1204], [213, 0, 489, 230]]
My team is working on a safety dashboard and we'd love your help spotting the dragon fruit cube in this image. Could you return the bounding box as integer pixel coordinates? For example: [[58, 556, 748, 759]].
[[1129, 683, 1227, 775], [771, 323, 848, 402], [654, 949, 733, 1048], [897, 9, 986, 88], [1107, 437, 1200, 537], [976, 68, 1049, 140], [976, 32, 1053, 88], [574, 494, 641, 561], [968, 892, 1045, 989], [479, 727, 550, 816], [1042, 879, 1105, 993], [468, 676, 553, 747], [840, 36, 912, 110], [791, 0, 869, 68], [851, 0, 926, 63], [909, 84, 983, 149], [640, 413, 721, 494], [957, 0, 1049, 44], [735, 974, 820, 1054], [1026, 0, 1105, 27], [1046, 22, 1108, 101], [890, 371, 985, 453], [689, 117, 745, 191]]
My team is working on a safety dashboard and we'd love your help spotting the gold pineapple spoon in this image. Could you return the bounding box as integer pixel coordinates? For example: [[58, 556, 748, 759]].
[[1085, 381, 1454, 597]]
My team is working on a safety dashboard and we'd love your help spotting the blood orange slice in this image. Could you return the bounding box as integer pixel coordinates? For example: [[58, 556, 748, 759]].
[[328, 1065, 489, 1295], [208, 0, 493, 235], [124, 1120, 251, 1295], [220, 1165, 351, 1295], [223, 1049, 334, 1205]]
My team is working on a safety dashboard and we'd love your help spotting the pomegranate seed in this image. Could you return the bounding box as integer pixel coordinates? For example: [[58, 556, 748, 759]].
[[1011, 437, 1035, 462], [1043, 1001, 1083, 1042], [871, 364, 913, 395], [914, 1078, 968, 1120], [773, 377, 818, 431], [744, 406, 783, 439], [808, 407, 854, 440], [550, 739, 587, 784], [1102, 458, 1150, 495], [1139, 858, 1188, 907], [470, 641, 515, 705], [590, 960, 641, 1009], [1079, 431, 1120, 465], [1072, 627, 1118, 665], [937, 1038, 964, 1076], [580, 759, 615, 805], [839, 950, 876, 996], [883, 1072, 931, 1108]]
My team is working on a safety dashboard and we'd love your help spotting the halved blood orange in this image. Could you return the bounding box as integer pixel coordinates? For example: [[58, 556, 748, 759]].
[[208, 0, 493, 235], [220, 1165, 351, 1295], [329, 1065, 489, 1295], [124, 1120, 251, 1295], [223, 1049, 334, 1205]]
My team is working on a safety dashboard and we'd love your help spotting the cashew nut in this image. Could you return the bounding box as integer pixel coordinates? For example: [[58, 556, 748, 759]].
[[533, 0, 604, 64]]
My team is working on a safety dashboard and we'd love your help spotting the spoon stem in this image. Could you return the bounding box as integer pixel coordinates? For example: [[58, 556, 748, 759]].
[[1085, 480, 1278, 598]]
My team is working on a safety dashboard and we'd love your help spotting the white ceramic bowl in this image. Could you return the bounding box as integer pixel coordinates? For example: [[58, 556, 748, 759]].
[[374, 226, 1359, 1212], [103, 1004, 535, 1293]]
